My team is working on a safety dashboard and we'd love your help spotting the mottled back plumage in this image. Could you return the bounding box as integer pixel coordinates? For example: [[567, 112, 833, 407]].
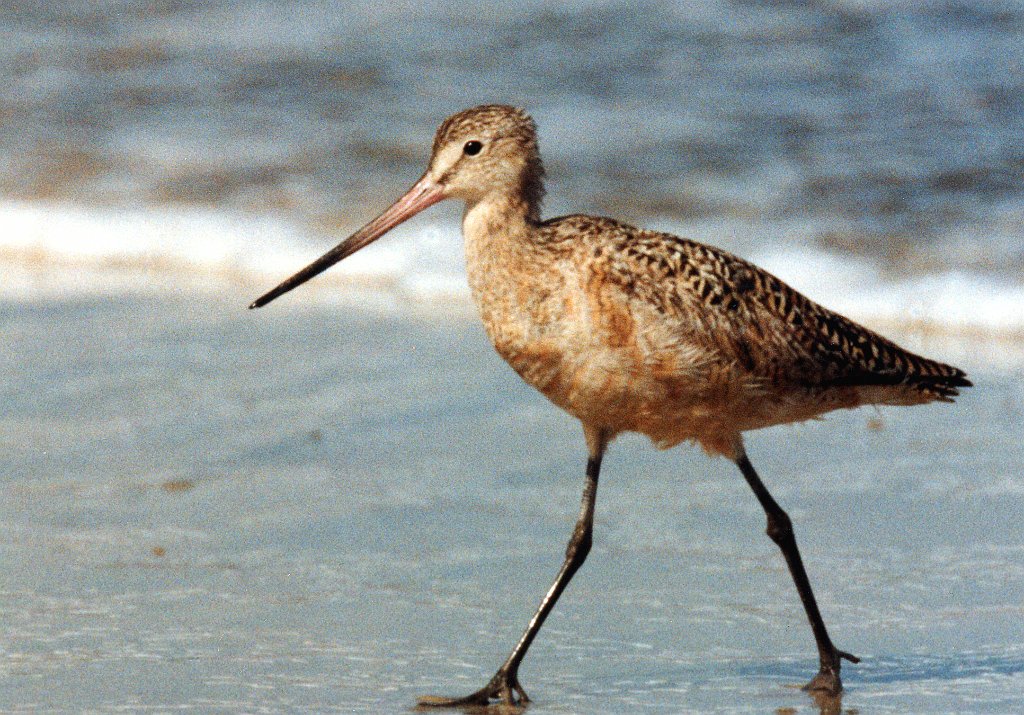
[[553, 214, 969, 401]]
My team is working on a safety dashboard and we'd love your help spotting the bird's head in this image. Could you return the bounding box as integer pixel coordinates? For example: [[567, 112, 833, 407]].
[[249, 104, 543, 309]]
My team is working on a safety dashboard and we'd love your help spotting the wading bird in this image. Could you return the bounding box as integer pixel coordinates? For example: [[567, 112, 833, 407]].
[[250, 105, 970, 707]]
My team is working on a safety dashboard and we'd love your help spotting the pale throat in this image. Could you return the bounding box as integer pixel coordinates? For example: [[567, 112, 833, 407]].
[[461, 192, 545, 312], [462, 192, 537, 252]]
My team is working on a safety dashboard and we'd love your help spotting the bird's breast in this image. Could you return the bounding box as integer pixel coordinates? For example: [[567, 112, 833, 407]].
[[477, 266, 681, 431]]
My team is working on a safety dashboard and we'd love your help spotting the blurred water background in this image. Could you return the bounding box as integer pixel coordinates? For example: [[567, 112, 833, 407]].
[[1, 0, 1022, 331]]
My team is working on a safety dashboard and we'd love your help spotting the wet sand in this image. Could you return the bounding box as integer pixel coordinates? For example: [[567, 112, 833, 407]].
[[2, 287, 1023, 713]]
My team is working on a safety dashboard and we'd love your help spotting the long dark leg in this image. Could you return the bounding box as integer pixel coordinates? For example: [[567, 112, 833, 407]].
[[419, 432, 608, 708], [734, 447, 859, 694]]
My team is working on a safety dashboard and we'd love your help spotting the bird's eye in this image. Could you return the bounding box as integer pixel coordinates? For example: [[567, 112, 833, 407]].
[[463, 140, 483, 156]]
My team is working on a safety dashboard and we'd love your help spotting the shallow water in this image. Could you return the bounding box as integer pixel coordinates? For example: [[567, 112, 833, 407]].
[[2, 293, 1022, 713]]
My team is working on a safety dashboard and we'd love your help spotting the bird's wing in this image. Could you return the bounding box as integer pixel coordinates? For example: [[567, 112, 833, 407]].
[[561, 216, 970, 402]]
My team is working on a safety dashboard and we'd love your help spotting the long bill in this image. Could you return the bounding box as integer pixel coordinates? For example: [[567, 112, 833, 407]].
[[249, 176, 446, 309]]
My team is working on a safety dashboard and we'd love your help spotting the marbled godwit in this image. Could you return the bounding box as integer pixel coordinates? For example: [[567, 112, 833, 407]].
[[250, 105, 971, 707]]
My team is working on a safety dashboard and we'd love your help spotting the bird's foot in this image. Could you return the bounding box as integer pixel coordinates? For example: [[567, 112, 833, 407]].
[[418, 668, 529, 711], [802, 648, 860, 695]]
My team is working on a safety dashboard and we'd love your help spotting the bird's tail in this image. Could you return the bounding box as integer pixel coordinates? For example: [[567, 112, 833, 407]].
[[902, 357, 972, 402]]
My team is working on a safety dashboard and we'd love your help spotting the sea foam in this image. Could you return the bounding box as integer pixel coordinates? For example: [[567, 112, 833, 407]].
[[1, 201, 1020, 340]]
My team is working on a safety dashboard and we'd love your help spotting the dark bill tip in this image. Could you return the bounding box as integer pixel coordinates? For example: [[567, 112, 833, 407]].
[[247, 238, 353, 310]]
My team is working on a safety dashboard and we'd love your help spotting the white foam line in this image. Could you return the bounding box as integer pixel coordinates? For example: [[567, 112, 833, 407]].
[[1, 201, 1020, 338], [750, 246, 1024, 334], [0, 201, 470, 303]]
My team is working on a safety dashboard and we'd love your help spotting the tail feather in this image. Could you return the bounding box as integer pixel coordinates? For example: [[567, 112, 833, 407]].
[[811, 315, 973, 403], [898, 346, 971, 402], [825, 354, 972, 403], [905, 365, 972, 402]]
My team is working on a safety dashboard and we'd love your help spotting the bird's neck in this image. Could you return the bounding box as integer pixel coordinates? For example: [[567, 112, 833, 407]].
[[463, 192, 538, 240], [462, 192, 546, 312]]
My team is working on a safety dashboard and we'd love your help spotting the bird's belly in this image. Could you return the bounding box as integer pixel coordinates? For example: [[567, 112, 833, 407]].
[[495, 332, 746, 453], [495, 330, 861, 458]]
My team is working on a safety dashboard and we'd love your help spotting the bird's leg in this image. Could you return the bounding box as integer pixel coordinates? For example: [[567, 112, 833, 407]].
[[734, 448, 859, 695], [418, 435, 607, 709]]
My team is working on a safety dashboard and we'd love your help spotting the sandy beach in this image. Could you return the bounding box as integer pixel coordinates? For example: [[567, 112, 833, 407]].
[[2, 283, 1022, 714]]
